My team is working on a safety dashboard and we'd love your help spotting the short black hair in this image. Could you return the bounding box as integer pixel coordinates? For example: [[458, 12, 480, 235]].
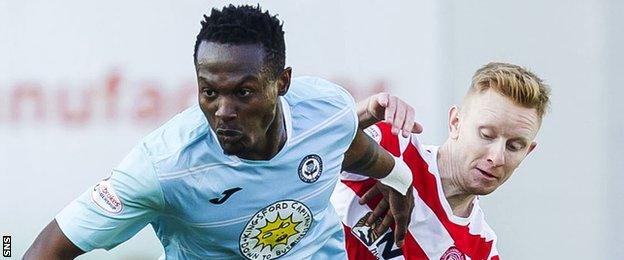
[[194, 5, 286, 79]]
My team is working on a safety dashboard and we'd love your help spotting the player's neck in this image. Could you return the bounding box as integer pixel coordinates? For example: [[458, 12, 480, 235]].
[[438, 142, 476, 218], [267, 101, 288, 157], [244, 101, 287, 161]]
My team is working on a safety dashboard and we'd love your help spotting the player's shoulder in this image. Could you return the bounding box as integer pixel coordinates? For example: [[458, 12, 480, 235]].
[[286, 76, 354, 108], [140, 104, 210, 161], [473, 205, 499, 258], [285, 76, 358, 140], [467, 204, 499, 259]]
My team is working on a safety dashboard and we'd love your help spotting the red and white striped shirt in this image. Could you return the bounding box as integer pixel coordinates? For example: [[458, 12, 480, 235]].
[[331, 122, 499, 260]]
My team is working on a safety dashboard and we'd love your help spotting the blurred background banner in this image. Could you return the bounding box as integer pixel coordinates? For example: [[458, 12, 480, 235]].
[[0, 0, 621, 259]]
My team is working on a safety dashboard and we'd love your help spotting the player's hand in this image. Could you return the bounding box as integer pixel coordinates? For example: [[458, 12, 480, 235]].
[[363, 93, 423, 137], [359, 182, 414, 248]]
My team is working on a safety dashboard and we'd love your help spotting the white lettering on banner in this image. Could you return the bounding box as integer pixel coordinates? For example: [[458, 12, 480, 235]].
[[0, 71, 388, 127]]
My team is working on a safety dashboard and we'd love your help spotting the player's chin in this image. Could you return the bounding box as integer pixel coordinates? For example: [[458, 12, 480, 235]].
[[468, 171, 501, 195], [468, 183, 498, 196], [220, 142, 246, 156]]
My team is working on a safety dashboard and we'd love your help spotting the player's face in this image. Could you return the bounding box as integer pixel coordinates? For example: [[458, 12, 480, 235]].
[[195, 42, 286, 158], [449, 89, 539, 195]]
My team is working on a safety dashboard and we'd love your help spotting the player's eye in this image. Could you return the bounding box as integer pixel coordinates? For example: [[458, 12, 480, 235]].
[[202, 89, 217, 98], [480, 131, 494, 140], [507, 142, 524, 152], [236, 89, 252, 97]]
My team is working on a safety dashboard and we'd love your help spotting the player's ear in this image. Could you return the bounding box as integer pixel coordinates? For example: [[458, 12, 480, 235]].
[[276, 67, 292, 96], [448, 105, 460, 139]]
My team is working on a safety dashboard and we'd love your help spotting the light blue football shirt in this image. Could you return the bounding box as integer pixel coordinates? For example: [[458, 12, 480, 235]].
[[55, 76, 358, 259]]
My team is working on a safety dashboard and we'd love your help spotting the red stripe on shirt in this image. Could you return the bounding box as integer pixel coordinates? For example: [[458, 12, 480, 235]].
[[402, 231, 429, 260], [340, 178, 382, 210], [378, 123, 401, 157]]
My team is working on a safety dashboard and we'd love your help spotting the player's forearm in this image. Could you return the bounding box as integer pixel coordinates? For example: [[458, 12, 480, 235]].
[[342, 130, 395, 179], [343, 130, 413, 195], [356, 98, 380, 130], [24, 220, 84, 260]]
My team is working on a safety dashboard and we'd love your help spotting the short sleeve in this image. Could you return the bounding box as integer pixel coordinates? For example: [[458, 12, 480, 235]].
[[329, 79, 358, 143], [55, 143, 165, 251]]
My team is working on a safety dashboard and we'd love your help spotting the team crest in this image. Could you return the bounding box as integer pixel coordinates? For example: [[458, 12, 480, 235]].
[[239, 200, 313, 260], [351, 212, 382, 246], [90, 180, 123, 214], [298, 154, 323, 183], [441, 246, 466, 260]]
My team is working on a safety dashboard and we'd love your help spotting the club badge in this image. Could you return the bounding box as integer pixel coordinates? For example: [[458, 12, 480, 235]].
[[441, 246, 466, 260], [298, 154, 323, 183]]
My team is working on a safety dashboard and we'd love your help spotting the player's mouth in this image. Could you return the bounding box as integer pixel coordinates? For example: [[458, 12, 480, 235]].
[[476, 168, 498, 180], [216, 128, 243, 142]]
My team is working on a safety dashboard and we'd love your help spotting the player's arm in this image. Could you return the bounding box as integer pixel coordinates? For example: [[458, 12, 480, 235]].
[[342, 129, 414, 248], [342, 92, 421, 248], [342, 130, 397, 179], [24, 220, 84, 259], [25, 145, 164, 258]]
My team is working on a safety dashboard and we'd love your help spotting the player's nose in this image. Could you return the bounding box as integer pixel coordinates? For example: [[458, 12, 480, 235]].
[[486, 142, 505, 166], [214, 97, 237, 121]]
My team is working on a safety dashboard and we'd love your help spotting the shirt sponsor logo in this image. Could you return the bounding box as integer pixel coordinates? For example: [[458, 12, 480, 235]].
[[441, 246, 465, 260], [90, 180, 123, 214], [352, 212, 382, 246], [351, 212, 403, 259], [239, 200, 313, 260], [298, 154, 323, 183]]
